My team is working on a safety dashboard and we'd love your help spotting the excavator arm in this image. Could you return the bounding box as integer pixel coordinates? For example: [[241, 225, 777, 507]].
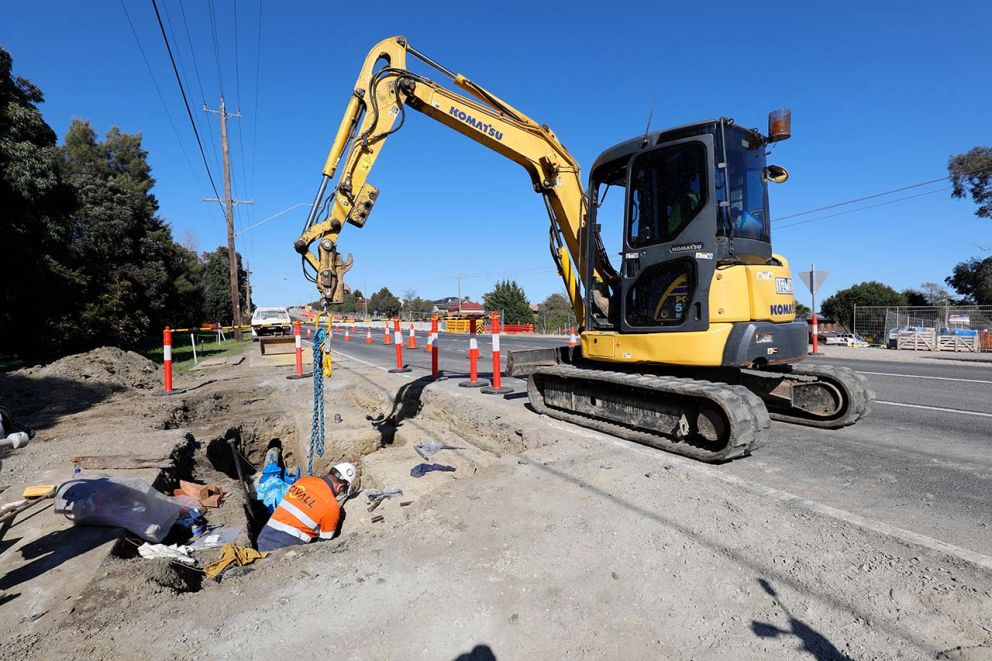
[[295, 36, 617, 326]]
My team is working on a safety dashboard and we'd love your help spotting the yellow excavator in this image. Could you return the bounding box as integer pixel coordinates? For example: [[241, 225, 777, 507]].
[[295, 37, 873, 462]]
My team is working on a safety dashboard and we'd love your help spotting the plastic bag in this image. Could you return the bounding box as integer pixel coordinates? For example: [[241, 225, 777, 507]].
[[55, 477, 181, 543]]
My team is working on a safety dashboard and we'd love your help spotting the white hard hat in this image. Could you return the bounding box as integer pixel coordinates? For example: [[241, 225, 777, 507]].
[[330, 462, 357, 487]]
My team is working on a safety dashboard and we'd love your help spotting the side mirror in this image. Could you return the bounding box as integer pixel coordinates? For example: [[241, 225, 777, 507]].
[[763, 164, 789, 184]]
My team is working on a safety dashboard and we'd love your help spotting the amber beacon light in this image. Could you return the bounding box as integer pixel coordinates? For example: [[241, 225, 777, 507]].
[[768, 109, 792, 142]]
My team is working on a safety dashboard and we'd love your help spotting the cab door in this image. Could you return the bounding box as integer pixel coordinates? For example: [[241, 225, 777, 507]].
[[620, 134, 717, 334]]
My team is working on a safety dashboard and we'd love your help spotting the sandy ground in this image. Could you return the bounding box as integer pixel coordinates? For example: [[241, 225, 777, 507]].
[[0, 347, 990, 659]]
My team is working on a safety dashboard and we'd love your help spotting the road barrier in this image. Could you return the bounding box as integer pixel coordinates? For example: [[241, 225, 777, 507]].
[[408, 323, 417, 349], [459, 318, 486, 388], [286, 321, 311, 380], [811, 313, 820, 355], [482, 313, 512, 395], [502, 324, 533, 334], [389, 318, 411, 373], [430, 316, 439, 379]]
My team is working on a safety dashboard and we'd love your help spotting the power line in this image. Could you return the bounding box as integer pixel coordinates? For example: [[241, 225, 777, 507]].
[[776, 187, 950, 231], [178, 0, 207, 103], [249, 0, 263, 195], [117, 0, 205, 195], [149, 0, 224, 210], [207, 0, 225, 94], [772, 175, 950, 223]]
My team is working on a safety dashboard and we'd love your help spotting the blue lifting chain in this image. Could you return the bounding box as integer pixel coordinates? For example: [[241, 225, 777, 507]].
[[308, 327, 327, 475]]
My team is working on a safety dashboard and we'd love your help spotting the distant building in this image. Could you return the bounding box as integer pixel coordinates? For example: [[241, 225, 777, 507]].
[[447, 300, 485, 317]]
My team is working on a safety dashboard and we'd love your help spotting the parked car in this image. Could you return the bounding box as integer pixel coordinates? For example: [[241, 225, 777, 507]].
[[250, 307, 292, 341], [820, 332, 868, 348]]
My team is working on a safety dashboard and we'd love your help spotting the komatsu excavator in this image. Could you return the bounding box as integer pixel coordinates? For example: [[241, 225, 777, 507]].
[[295, 37, 873, 462]]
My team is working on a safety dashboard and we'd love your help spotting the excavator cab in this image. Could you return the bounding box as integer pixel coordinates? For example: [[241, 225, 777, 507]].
[[586, 117, 782, 336]]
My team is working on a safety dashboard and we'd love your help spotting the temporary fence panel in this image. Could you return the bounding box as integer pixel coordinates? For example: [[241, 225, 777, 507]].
[[854, 305, 992, 351]]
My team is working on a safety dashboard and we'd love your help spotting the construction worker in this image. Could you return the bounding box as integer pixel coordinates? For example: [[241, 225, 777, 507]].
[[256, 462, 357, 553]]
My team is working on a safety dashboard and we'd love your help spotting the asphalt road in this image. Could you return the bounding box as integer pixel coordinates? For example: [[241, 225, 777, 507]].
[[319, 328, 992, 558]]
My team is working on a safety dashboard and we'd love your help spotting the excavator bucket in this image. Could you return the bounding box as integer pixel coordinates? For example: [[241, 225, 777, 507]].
[[259, 336, 297, 355]]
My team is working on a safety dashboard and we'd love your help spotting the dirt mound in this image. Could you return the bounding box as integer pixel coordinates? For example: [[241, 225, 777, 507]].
[[18, 347, 161, 391]]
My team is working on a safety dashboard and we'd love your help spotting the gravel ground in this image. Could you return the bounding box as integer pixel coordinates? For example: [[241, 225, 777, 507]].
[[1, 349, 990, 659]]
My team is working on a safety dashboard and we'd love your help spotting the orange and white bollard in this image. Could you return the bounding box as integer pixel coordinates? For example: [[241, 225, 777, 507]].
[[365, 327, 373, 344], [459, 318, 487, 388], [811, 313, 820, 355], [156, 326, 184, 395], [408, 323, 417, 349], [389, 318, 411, 373], [287, 321, 311, 380], [430, 316, 439, 379], [568, 326, 578, 347], [482, 313, 512, 394], [383, 321, 392, 345]]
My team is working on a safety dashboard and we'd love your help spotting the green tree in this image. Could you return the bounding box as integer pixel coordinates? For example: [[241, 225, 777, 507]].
[[369, 287, 401, 317], [821, 281, 907, 328], [483, 280, 534, 325], [902, 289, 928, 306], [537, 293, 574, 333], [0, 47, 77, 357], [794, 301, 811, 316], [949, 147, 992, 219], [60, 120, 192, 348], [946, 256, 992, 305], [201, 247, 248, 324], [406, 297, 434, 318]]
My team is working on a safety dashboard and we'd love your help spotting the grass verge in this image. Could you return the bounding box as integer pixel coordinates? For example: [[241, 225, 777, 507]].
[[142, 336, 251, 373]]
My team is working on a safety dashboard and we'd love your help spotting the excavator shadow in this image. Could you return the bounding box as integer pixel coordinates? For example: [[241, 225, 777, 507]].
[[366, 374, 434, 445]]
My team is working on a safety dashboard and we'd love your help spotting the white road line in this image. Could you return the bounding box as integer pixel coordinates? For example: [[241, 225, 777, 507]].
[[329, 348, 416, 376], [858, 370, 992, 385], [875, 400, 992, 418]]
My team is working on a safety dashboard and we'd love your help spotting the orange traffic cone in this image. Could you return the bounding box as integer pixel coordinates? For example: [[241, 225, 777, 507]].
[[408, 323, 417, 349], [365, 327, 373, 344], [568, 326, 578, 347]]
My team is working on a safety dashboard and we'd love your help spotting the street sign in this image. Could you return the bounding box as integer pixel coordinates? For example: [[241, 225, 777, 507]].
[[798, 267, 830, 294]]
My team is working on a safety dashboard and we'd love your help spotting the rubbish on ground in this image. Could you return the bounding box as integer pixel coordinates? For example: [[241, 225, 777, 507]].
[[173, 480, 226, 508], [71, 454, 172, 470], [204, 543, 269, 580], [400, 501, 413, 507], [55, 476, 181, 543], [22, 484, 56, 498], [189, 525, 244, 550], [371, 515, 384, 523], [366, 485, 403, 512], [410, 463, 457, 478], [334, 414, 342, 423], [137, 542, 196, 565], [414, 440, 464, 461]]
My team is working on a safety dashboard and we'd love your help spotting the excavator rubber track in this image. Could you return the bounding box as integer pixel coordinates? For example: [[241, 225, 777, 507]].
[[758, 363, 875, 428], [527, 365, 770, 463]]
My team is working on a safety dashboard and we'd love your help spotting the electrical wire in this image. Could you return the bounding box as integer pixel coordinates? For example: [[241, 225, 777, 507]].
[[249, 0, 263, 196], [149, 0, 224, 211], [772, 176, 951, 223], [119, 0, 208, 198], [206, 0, 224, 95], [775, 187, 951, 231]]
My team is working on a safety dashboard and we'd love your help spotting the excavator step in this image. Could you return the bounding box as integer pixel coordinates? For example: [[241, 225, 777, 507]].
[[528, 365, 770, 463]]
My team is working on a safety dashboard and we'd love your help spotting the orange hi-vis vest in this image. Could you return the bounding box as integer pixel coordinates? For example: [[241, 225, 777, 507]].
[[265, 476, 341, 543]]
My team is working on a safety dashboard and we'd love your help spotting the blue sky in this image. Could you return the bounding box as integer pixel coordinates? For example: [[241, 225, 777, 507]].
[[3, 1, 990, 309]]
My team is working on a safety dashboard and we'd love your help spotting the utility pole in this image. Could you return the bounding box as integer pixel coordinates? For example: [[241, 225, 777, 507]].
[[244, 259, 252, 319], [456, 275, 463, 316], [204, 96, 253, 340]]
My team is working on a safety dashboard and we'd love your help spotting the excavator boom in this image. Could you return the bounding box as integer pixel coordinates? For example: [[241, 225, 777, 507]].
[[296, 36, 615, 326]]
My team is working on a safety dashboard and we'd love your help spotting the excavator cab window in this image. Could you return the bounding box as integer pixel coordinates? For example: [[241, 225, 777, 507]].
[[716, 126, 771, 243], [628, 143, 707, 248]]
